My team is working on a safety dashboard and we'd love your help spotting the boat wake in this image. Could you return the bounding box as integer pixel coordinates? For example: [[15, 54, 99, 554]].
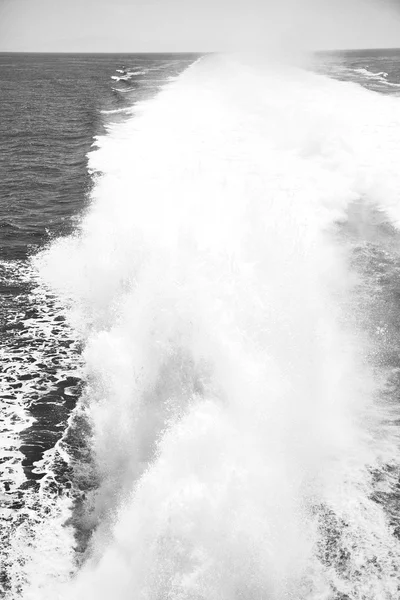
[[10, 53, 400, 599]]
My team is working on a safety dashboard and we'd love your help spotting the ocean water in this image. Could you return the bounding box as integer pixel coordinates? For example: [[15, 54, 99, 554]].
[[1, 49, 400, 598]]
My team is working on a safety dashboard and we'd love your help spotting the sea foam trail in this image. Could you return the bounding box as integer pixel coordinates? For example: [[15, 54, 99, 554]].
[[35, 55, 400, 599]]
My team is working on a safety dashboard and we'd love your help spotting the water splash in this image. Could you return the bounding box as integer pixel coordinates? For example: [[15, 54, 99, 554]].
[[33, 54, 400, 599]]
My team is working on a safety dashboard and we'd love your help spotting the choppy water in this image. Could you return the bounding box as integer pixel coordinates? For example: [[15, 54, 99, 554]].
[[2, 49, 400, 599]]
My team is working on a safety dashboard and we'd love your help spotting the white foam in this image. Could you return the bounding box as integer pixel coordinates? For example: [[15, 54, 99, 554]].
[[111, 87, 134, 94], [0, 260, 82, 598], [100, 107, 135, 115], [34, 54, 400, 598], [354, 67, 388, 79], [111, 75, 130, 82], [126, 70, 148, 76]]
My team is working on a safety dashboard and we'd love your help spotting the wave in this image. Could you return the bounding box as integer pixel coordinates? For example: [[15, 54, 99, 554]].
[[111, 87, 136, 94], [110, 75, 131, 83], [351, 67, 400, 89], [126, 70, 148, 76], [354, 67, 388, 79], [100, 107, 136, 116], [29, 54, 400, 599], [381, 80, 400, 89]]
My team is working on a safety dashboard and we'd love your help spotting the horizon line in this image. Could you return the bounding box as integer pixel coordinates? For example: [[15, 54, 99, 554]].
[[1, 47, 400, 55]]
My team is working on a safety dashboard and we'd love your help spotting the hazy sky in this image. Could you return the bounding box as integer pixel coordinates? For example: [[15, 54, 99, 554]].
[[0, 0, 399, 52]]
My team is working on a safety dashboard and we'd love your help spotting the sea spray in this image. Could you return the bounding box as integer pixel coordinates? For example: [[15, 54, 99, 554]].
[[33, 54, 400, 598]]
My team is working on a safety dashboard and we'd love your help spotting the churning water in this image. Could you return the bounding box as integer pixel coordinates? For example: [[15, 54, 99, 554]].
[[3, 50, 400, 599]]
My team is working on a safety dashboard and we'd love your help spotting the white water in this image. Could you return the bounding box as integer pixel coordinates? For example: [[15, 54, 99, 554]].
[[33, 54, 400, 599]]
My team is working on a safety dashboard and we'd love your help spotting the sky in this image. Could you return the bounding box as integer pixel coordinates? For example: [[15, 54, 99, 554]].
[[0, 0, 399, 53]]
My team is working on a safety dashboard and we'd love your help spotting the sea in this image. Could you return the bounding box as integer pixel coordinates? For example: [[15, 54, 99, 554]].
[[1, 48, 400, 599]]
